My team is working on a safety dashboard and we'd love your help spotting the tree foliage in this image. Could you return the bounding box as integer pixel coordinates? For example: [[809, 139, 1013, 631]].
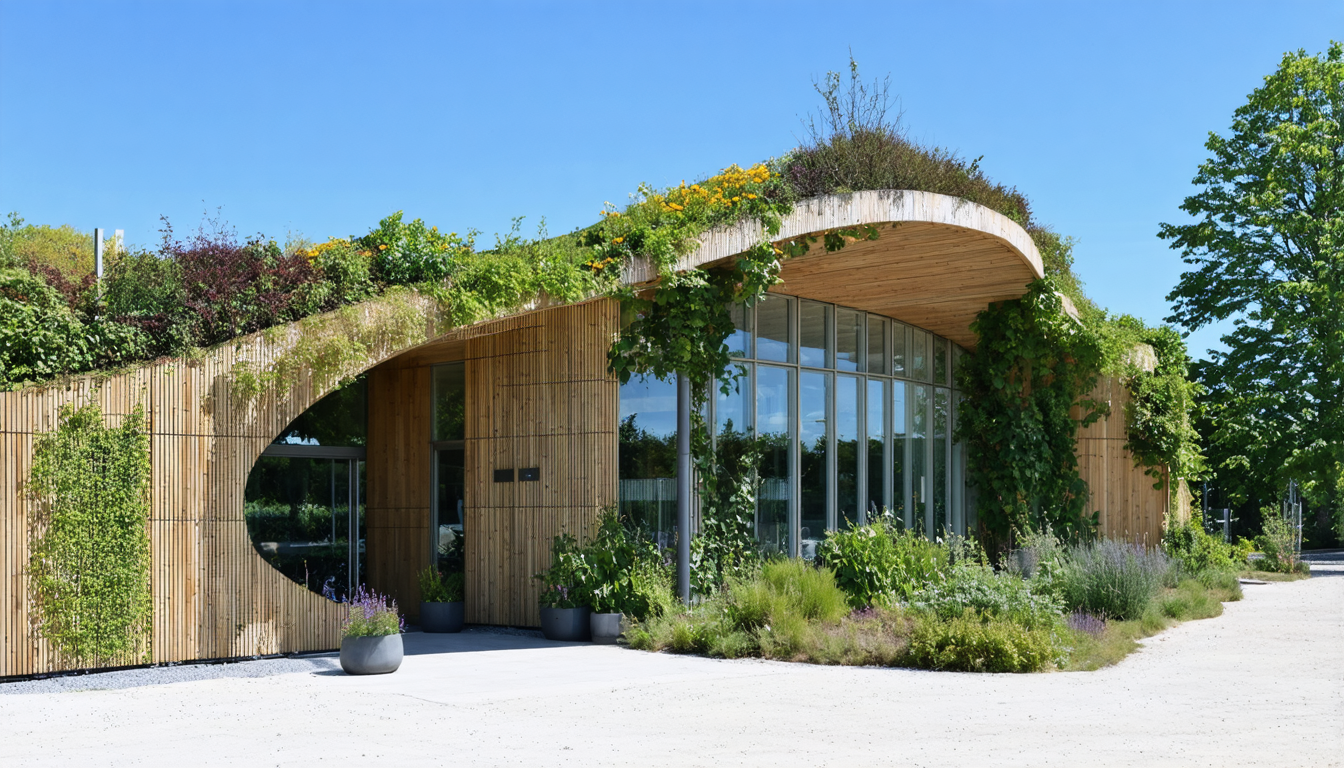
[[1161, 42, 1344, 536]]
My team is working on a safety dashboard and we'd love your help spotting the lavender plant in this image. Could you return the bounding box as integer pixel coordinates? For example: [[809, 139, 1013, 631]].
[[1059, 540, 1174, 620], [343, 586, 403, 638]]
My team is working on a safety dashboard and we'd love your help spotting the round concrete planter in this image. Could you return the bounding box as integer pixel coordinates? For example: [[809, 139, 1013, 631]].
[[540, 606, 591, 642], [420, 601, 464, 633], [339, 634, 403, 675], [590, 612, 622, 645]]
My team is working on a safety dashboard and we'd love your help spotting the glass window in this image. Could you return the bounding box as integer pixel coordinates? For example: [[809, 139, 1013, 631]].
[[892, 381, 907, 523], [756, 294, 793, 363], [432, 364, 465, 441], [273, 376, 367, 446], [911, 329, 930, 383], [618, 374, 678, 540], [435, 448, 465, 572], [727, 303, 752, 359], [835, 309, 864, 372], [866, 378, 885, 520], [799, 300, 832, 368], [952, 393, 965, 536], [245, 456, 364, 601], [836, 374, 860, 527], [952, 345, 965, 389], [756, 365, 793, 556], [933, 337, 950, 386], [799, 370, 829, 557], [934, 387, 949, 535], [912, 383, 929, 533], [866, 316, 886, 374], [892, 322, 908, 379]]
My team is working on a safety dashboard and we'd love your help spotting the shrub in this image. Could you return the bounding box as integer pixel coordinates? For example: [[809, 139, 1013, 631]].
[[1255, 509, 1303, 573], [728, 559, 850, 630], [905, 611, 1059, 673], [417, 567, 464, 603], [306, 238, 373, 306], [103, 249, 193, 357], [536, 532, 589, 609], [1162, 513, 1241, 576], [912, 562, 1063, 630], [816, 519, 950, 608], [1058, 540, 1174, 620], [359, 211, 474, 286], [343, 586, 403, 638]]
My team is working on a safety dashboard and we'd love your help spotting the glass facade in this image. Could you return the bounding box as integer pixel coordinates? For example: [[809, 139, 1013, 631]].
[[617, 294, 970, 558]]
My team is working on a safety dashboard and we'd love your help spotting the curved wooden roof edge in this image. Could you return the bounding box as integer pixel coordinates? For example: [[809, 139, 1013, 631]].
[[622, 189, 1043, 286]]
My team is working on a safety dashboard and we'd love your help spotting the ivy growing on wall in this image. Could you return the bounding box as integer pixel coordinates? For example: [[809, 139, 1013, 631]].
[[27, 403, 152, 667], [1121, 325, 1207, 490], [954, 279, 1106, 550]]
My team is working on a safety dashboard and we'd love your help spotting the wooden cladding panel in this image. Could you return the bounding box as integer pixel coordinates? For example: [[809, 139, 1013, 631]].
[[1073, 375, 1185, 543], [463, 300, 619, 627], [361, 299, 618, 629]]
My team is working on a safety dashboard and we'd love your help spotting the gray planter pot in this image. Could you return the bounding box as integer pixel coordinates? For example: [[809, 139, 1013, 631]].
[[540, 606, 591, 641], [590, 612, 622, 645], [420, 601, 464, 633], [340, 633, 403, 675]]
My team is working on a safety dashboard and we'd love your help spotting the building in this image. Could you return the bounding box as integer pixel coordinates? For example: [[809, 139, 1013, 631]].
[[0, 191, 1173, 677]]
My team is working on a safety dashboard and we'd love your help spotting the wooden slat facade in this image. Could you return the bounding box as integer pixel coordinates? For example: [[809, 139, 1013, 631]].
[[1074, 375, 1191, 542], [364, 299, 619, 628]]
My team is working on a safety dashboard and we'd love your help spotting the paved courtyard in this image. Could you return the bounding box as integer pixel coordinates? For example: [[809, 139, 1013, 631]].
[[3, 554, 1341, 767]]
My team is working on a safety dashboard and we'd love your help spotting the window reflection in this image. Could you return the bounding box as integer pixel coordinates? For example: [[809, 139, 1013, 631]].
[[618, 374, 678, 544], [836, 374, 860, 527], [799, 301, 831, 368], [866, 378, 885, 519], [756, 365, 792, 555], [835, 309, 863, 372], [799, 370, 829, 558], [756, 295, 792, 363]]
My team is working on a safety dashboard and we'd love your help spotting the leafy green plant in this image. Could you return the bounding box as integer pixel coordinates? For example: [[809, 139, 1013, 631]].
[[417, 567, 464, 603], [536, 532, 592, 609], [1123, 325, 1207, 489], [26, 403, 152, 667], [912, 562, 1063, 630], [1161, 511, 1242, 575], [905, 611, 1060, 673], [816, 517, 951, 608], [1254, 508, 1304, 574]]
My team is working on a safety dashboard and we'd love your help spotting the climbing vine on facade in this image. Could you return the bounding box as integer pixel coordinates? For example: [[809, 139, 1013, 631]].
[[955, 279, 1106, 550], [27, 403, 152, 667]]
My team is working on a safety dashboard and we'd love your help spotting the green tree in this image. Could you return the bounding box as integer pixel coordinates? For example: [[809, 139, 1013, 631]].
[[1161, 42, 1344, 539]]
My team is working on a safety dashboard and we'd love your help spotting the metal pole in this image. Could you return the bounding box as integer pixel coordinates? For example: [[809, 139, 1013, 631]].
[[94, 228, 104, 281], [676, 372, 692, 605]]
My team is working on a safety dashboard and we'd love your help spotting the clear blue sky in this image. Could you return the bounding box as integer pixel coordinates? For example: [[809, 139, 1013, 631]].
[[2, 1, 1338, 361]]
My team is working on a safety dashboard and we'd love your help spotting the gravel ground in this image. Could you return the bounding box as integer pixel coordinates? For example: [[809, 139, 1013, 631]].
[[1, 555, 1339, 767]]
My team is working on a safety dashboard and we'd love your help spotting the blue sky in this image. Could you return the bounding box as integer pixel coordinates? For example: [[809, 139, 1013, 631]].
[[1, 1, 1338, 361]]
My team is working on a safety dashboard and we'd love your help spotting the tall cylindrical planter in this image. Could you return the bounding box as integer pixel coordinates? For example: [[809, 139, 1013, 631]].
[[590, 612, 622, 645], [540, 606, 591, 642], [340, 634, 404, 675], [420, 601, 464, 633]]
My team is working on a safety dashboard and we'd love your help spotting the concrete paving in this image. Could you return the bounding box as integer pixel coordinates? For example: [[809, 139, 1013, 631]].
[[2, 554, 1340, 767]]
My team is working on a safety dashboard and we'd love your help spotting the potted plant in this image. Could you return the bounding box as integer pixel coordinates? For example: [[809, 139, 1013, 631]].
[[339, 587, 404, 675], [584, 508, 664, 644], [418, 567, 465, 633], [536, 533, 591, 641]]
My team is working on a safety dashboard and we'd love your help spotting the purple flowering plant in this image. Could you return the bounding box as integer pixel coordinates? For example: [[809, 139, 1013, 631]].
[[343, 585, 404, 638]]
